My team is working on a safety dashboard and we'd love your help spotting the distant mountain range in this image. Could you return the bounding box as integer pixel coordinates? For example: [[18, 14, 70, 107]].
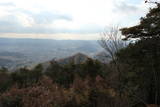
[[0, 38, 104, 70], [56, 53, 90, 65]]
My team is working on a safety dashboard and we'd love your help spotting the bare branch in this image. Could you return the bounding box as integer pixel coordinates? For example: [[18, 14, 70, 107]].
[[98, 26, 127, 62]]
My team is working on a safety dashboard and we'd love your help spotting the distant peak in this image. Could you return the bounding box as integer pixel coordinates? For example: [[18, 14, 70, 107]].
[[57, 53, 90, 65], [73, 53, 88, 57]]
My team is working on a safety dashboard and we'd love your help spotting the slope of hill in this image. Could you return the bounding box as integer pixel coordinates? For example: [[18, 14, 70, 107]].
[[39, 52, 113, 72], [40, 53, 90, 71], [56, 53, 90, 65]]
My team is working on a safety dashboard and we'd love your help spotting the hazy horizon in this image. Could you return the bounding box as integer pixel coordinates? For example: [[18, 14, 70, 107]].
[[0, 33, 100, 40]]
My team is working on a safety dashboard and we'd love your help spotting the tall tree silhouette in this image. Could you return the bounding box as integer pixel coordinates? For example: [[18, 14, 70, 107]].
[[121, 2, 160, 105]]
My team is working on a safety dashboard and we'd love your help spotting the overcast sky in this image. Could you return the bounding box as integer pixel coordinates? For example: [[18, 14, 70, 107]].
[[0, 0, 155, 40]]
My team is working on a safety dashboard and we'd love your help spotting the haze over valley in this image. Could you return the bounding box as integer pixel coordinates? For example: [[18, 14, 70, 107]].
[[0, 38, 102, 69]]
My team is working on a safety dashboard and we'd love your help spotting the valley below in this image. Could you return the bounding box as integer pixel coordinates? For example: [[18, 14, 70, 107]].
[[0, 38, 103, 70]]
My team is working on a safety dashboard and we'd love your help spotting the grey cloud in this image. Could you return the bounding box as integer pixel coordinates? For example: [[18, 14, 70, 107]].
[[0, 9, 75, 33], [31, 11, 72, 24], [0, 5, 103, 34], [113, 2, 140, 14], [0, 8, 103, 34], [19, 10, 72, 24], [0, 18, 104, 34]]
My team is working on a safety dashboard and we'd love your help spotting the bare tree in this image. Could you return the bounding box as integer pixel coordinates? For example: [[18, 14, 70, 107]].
[[98, 26, 127, 62], [98, 27, 127, 99]]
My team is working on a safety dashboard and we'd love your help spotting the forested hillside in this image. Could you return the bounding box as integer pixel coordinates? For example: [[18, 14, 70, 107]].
[[0, 2, 160, 107]]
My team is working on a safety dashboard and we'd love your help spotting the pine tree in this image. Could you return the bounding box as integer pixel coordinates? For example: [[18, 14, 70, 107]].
[[121, 3, 160, 39]]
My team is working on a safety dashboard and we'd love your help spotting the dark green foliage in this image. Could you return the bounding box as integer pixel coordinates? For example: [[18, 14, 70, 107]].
[[80, 59, 103, 78], [11, 65, 43, 88], [0, 68, 12, 93], [121, 3, 160, 39], [44, 59, 103, 88], [31, 64, 43, 82], [45, 62, 74, 88], [0, 95, 22, 107], [116, 38, 160, 105]]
